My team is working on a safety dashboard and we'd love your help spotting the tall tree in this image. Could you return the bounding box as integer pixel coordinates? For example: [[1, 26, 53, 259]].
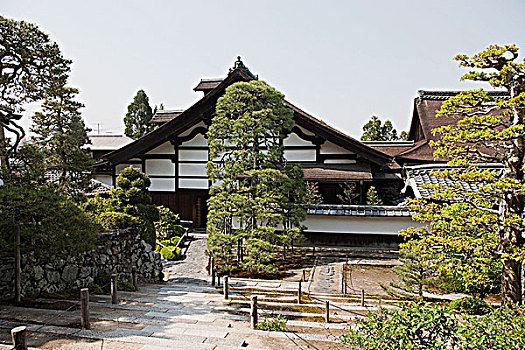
[[206, 80, 302, 273], [0, 15, 70, 169], [405, 44, 525, 303], [124, 90, 153, 139], [31, 82, 93, 195], [361, 115, 407, 141]]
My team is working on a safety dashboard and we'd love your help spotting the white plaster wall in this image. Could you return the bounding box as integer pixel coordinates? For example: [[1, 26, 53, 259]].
[[303, 215, 423, 235], [179, 178, 209, 189], [178, 122, 206, 137], [149, 178, 175, 191], [145, 159, 175, 176], [179, 163, 207, 176], [94, 175, 113, 186], [116, 163, 142, 174], [182, 133, 207, 147], [284, 149, 316, 161], [179, 149, 208, 161], [324, 159, 356, 164], [284, 133, 314, 146], [147, 142, 174, 155], [320, 141, 354, 154]]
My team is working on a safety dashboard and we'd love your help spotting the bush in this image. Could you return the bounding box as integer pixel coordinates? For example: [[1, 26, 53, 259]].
[[97, 211, 140, 231], [160, 247, 182, 261], [449, 296, 492, 315], [155, 205, 184, 238], [255, 315, 287, 331], [170, 236, 181, 246], [118, 280, 137, 292]]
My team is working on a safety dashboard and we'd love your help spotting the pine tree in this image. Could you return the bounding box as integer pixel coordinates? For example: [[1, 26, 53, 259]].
[[124, 90, 153, 139], [305, 181, 324, 204], [366, 186, 383, 205], [361, 116, 406, 141], [31, 83, 93, 196], [206, 80, 300, 273], [337, 181, 359, 204]]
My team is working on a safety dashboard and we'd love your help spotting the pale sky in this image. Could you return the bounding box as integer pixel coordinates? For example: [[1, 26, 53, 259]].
[[3, 0, 525, 138]]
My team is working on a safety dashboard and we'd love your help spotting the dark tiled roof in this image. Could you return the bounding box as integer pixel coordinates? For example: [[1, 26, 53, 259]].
[[303, 168, 372, 181], [404, 163, 505, 199], [417, 90, 509, 101], [304, 204, 414, 217], [148, 110, 184, 125], [194, 79, 223, 92], [364, 141, 416, 157]]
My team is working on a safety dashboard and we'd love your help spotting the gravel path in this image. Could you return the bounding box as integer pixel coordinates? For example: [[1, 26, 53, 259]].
[[163, 233, 209, 285]]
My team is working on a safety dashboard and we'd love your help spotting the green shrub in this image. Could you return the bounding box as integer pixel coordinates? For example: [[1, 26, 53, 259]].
[[160, 247, 182, 261], [90, 284, 104, 295], [118, 280, 137, 292], [449, 296, 492, 315], [255, 315, 287, 331], [170, 236, 181, 245], [155, 205, 184, 238], [97, 211, 140, 230]]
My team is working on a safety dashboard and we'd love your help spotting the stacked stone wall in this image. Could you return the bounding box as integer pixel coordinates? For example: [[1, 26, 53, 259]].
[[0, 228, 162, 300]]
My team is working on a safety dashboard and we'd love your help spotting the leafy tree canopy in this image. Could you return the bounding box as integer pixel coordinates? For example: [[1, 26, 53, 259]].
[[404, 44, 525, 303], [124, 90, 153, 139], [360, 115, 407, 141]]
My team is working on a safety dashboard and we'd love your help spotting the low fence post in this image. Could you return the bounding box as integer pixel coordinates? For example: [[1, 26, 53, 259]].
[[361, 289, 365, 307], [297, 280, 302, 304], [80, 288, 90, 329], [132, 267, 138, 290], [11, 326, 27, 350], [211, 267, 216, 286], [111, 274, 118, 304], [251, 296, 258, 329], [325, 300, 330, 323], [224, 275, 229, 300], [302, 269, 306, 282]]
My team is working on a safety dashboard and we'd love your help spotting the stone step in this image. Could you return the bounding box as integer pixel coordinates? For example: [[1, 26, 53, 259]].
[[0, 319, 252, 350]]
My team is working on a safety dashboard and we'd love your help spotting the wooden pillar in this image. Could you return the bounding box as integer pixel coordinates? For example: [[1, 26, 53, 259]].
[[224, 276, 229, 300], [80, 288, 90, 329], [11, 326, 27, 350], [111, 274, 118, 304], [15, 223, 21, 304], [325, 301, 330, 323], [297, 281, 302, 304], [250, 296, 258, 329]]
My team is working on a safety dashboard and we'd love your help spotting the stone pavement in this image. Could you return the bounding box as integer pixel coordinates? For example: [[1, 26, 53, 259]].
[[309, 257, 344, 294], [0, 232, 342, 349]]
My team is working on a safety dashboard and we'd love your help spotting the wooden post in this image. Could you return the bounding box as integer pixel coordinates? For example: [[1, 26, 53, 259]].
[[361, 289, 365, 307], [217, 273, 221, 287], [291, 238, 294, 254], [297, 280, 302, 304], [80, 288, 90, 329], [302, 269, 306, 282], [111, 274, 118, 304], [250, 295, 258, 329], [211, 267, 216, 286], [325, 300, 330, 323], [312, 245, 316, 257], [210, 256, 214, 276], [11, 326, 27, 350], [224, 275, 229, 300], [15, 223, 21, 304], [131, 267, 138, 290], [344, 281, 347, 295]]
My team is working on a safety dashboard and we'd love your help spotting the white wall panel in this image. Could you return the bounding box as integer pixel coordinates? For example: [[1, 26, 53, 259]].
[[116, 163, 142, 174], [178, 122, 206, 137], [179, 178, 209, 189], [94, 175, 113, 186], [179, 163, 207, 176], [303, 215, 423, 235], [284, 149, 316, 161], [320, 141, 354, 155], [145, 159, 174, 176], [182, 133, 207, 147], [324, 159, 356, 164], [284, 133, 314, 147], [147, 142, 174, 155], [149, 178, 175, 191], [179, 149, 208, 161]]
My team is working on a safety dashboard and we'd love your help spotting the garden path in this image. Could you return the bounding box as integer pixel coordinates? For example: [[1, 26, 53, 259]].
[[163, 232, 209, 284]]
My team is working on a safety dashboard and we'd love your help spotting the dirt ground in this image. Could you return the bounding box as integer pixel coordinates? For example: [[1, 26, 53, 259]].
[[344, 263, 399, 297]]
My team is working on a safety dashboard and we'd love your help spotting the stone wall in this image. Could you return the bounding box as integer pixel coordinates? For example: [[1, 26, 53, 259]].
[[0, 228, 163, 300]]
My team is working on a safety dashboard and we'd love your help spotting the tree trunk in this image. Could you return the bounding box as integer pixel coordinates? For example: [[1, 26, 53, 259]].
[[502, 258, 522, 304]]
